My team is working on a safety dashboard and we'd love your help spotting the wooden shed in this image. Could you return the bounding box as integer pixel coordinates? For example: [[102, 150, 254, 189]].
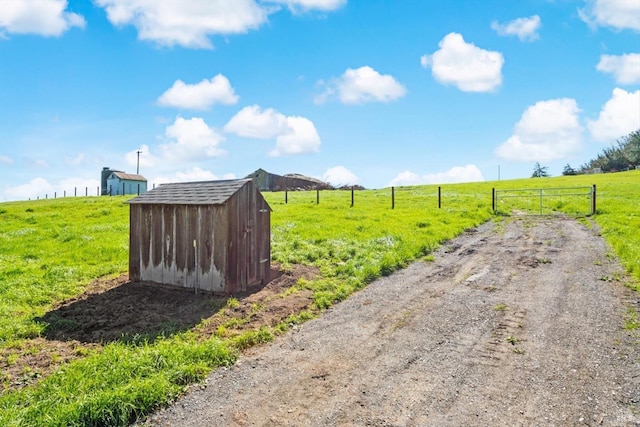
[[126, 179, 271, 294]]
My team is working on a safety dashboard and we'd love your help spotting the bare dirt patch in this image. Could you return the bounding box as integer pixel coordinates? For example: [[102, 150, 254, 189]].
[[1, 265, 317, 393], [142, 217, 640, 426]]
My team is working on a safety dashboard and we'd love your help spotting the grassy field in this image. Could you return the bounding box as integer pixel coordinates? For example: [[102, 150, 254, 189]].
[[0, 171, 638, 426]]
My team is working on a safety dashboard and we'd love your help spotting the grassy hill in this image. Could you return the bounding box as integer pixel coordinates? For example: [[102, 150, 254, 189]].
[[0, 171, 638, 426]]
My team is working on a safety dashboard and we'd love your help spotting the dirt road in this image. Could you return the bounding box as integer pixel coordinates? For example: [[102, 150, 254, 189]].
[[143, 217, 640, 426]]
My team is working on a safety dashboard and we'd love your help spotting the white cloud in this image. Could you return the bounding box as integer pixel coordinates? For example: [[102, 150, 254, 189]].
[[224, 105, 286, 138], [0, 155, 13, 164], [1, 176, 103, 202], [270, 116, 321, 156], [421, 32, 504, 92], [65, 153, 85, 166], [3, 177, 54, 201], [315, 66, 407, 105], [160, 117, 226, 161], [224, 105, 321, 156], [321, 166, 359, 186], [0, 0, 85, 37], [495, 98, 584, 161], [587, 88, 640, 142], [125, 144, 158, 171], [94, 0, 346, 48], [267, 0, 346, 12], [388, 171, 422, 187], [157, 74, 239, 110], [151, 167, 235, 186], [491, 15, 541, 41], [94, 0, 268, 48], [579, 0, 640, 32], [56, 178, 101, 196], [388, 165, 484, 187], [29, 158, 49, 168], [596, 54, 640, 84]]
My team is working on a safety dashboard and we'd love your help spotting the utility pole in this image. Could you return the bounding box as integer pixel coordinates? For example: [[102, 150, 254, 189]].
[[136, 150, 142, 175]]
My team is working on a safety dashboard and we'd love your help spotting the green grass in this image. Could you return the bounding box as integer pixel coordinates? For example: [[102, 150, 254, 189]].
[[493, 303, 508, 312], [1, 171, 639, 426], [266, 186, 491, 308], [0, 337, 234, 426], [0, 197, 130, 343]]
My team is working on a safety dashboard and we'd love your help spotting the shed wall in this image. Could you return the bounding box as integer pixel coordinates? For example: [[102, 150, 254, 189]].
[[224, 184, 270, 293], [130, 204, 227, 292], [129, 183, 270, 293]]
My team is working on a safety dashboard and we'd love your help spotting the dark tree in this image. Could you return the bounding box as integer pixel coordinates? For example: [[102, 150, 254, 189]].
[[562, 164, 577, 176], [531, 162, 549, 178], [580, 129, 640, 173]]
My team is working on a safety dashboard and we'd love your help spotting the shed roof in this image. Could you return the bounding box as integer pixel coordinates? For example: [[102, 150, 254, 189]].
[[111, 172, 147, 182], [126, 179, 253, 205]]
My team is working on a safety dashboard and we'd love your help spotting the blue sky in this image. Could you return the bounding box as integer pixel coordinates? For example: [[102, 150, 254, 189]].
[[1, 0, 639, 202]]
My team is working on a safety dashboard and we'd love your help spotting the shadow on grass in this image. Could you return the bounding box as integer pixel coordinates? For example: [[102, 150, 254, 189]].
[[37, 281, 234, 344]]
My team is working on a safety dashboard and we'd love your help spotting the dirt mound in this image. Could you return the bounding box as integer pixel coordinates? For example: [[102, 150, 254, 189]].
[[2, 264, 317, 393]]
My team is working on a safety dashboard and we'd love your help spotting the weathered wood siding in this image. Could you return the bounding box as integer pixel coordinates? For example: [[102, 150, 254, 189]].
[[129, 181, 270, 294], [224, 183, 271, 293]]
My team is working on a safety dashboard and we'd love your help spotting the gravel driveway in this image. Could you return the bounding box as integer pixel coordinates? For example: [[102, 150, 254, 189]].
[[142, 217, 640, 426]]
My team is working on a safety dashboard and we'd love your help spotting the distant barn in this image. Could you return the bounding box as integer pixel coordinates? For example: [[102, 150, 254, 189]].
[[104, 169, 147, 196], [126, 179, 271, 294], [246, 168, 332, 191]]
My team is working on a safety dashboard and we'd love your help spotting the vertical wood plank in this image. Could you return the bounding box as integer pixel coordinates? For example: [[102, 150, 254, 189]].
[[163, 205, 176, 286], [129, 205, 141, 282]]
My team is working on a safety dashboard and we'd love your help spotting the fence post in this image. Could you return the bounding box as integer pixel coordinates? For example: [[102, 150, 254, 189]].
[[316, 189, 319, 205], [438, 186, 441, 209], [74, 187, 77, 197], [137, 183, 140, 195], [96, 186, 99, 196], [86, 187, 88, 197], [285, 190, 288, 204], [392, 186, 395, 209], [351, 187, 354, 208], [122, 182, 125, 196], [492, 188, 495, 212], [54, 192, 56, 199], [539, 189, 543, 215], [592, 184, 597, 215], [64, 190, 66, 197]]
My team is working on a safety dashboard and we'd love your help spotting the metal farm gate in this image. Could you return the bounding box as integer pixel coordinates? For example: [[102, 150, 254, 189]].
[[492, 185, 596, 216]]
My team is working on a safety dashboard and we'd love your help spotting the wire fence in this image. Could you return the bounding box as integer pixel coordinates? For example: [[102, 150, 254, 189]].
[[492, 185, 596, 216], [29, 182, 151, 201], [276, 186, 452, 209], [30, 186, 102, 201], [19, 183, 598, 218]]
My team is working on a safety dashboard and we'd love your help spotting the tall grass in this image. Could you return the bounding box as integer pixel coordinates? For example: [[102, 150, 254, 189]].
[[0, 171, 638, 425], [265, 187, 491, 308], [0, 337, 234, 427], [0, 198, 129, 344]]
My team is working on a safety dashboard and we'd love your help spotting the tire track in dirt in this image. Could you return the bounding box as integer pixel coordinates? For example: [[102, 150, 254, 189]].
[[142, 218, 640, 427]]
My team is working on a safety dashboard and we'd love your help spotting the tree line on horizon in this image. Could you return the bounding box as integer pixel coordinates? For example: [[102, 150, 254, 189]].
[[533, 129, 640, 178]]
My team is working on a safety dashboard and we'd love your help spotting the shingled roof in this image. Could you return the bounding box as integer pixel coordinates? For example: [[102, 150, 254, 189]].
[[126, 179, 252, 205], [112, 172, 147, 182]]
